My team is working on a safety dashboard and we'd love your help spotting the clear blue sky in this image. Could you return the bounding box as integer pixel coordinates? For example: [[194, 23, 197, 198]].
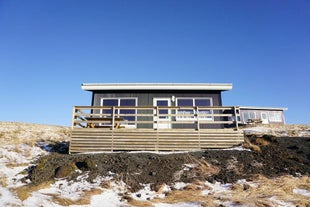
[[0, 0, 309, 126]]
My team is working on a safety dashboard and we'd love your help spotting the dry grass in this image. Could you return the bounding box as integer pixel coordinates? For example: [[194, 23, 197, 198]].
[[243, 136, 262, 153], [14, 181, 103, 206], [51, 188, 102, 206], [0, 122, 71, 146], [153, 189, 219, 207], [128, 199, 154, 207], [128, 188, 219, 207], [0, 177, 8, 187], [14, 181, 55, 201], [255, 137, 270, 146], [229, 175, 310, 207], [193, 158, 220, 177], [129, 175, 310, 207]]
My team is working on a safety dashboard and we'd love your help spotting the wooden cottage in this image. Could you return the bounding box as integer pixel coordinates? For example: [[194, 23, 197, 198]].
[[69, 83, 244, 153]]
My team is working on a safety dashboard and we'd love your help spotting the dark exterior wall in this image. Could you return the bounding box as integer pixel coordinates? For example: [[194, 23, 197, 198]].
[[92, 90, 222, 107], [91, 90, 224, 129]]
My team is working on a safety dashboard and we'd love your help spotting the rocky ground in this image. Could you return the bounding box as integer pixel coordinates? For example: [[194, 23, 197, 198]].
[[29, 134, 310, 193], [1, 122, 310, 206]]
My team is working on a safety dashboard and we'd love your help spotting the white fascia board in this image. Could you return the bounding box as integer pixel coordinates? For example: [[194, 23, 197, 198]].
[[239, 106, 288, 111], [81, 83, 233, 91]]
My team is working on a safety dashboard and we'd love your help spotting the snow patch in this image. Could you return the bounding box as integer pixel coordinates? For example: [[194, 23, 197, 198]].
[[173, 182, 189, 190], [91, 190, 124, 207], [243, 127, 272, 134], [201, 181, 232, 195], [269, 196, 295, 207], [222, 146, 251, 151], [38, 174, 113, 201], [154, 202, 202, 207], [0, 186, 22, 207], [293, 188, 310, 197]]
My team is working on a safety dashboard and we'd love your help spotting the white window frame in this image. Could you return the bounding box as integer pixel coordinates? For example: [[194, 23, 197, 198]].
[[100, 97, 138, 127], [268, 111, 282, 122], [175, 97, 213, 121]]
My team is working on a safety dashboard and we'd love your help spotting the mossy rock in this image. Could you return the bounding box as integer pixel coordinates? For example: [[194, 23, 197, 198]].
[[55, 162, 77, 178], [75, 158, 97, 171]]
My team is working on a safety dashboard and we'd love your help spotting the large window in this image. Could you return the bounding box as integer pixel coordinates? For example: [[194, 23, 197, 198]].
[[176, 98, 213, 121], [101, 98, 137, 126], [268, 111, 282, 122]]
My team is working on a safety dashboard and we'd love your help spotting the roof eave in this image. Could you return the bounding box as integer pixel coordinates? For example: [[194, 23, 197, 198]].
[[81, 83, 233, 91], [239, 106, 288, 111]]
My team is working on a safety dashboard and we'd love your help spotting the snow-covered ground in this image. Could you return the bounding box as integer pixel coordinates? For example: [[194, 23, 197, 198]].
[[0, 122, 310, 207], [243, 124, 310, 137]]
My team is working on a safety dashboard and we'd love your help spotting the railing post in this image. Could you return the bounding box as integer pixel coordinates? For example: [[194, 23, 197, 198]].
[[112, 106, 115, 130], [72, 106, 76, 129], [155, 106, 159, 130], [154, 106, 159, 151], [195, 106, 200, 131], [233, 106, 239, 131]]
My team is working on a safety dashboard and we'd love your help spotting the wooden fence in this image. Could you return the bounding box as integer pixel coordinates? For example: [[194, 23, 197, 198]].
[[69, 106, 243, 153]]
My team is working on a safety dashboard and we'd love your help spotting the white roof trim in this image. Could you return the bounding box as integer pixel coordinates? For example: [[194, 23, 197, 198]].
[[81, 83, 233, 91], [239, 106, 288, 111]]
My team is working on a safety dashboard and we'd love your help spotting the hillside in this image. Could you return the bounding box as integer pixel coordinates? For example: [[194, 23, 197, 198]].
[[0, 122, 310, 207]]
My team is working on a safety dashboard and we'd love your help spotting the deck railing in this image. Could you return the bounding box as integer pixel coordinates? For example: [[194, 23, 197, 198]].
[[72, 106, 241, 130]]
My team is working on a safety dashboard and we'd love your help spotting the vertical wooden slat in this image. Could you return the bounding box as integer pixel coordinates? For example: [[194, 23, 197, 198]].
[[234, 106, 239, 131], [112, 106, 115, 130], [71, 106, 76, 129], [155, 106, 159, 151], [195, 106, 200, 131]]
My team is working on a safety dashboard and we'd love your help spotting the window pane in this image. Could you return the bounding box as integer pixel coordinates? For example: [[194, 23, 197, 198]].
[[102, 99, 118, 115], [102, 99, 118, 106], [120, 99, 136, 124], [195, 99, 212, 120], [120, 109, 136, 122], [249, 112, 256, 119], [243, 112, 250, 123], [120, 99, 136, 106], [275, 112, 282, 121], [178, 99, 193, 106], [195, 99, 211, 106], [177, 99, 194, 119], [269, 111, 282, 122], [156, 100, 168, 116]]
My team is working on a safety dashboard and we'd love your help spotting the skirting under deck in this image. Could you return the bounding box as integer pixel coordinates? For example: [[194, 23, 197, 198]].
[[69, 128, 244, 153]]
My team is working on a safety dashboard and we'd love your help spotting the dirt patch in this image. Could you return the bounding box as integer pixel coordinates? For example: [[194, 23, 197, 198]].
[[27, 136, 310, 192]]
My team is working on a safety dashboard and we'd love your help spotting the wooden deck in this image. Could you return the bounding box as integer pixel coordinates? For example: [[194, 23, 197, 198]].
[[69, 106, 243, 153]]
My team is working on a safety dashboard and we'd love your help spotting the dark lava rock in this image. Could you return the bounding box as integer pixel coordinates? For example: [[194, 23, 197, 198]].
[[55, 162, 77, 178], [28, 136, 310, 192]]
